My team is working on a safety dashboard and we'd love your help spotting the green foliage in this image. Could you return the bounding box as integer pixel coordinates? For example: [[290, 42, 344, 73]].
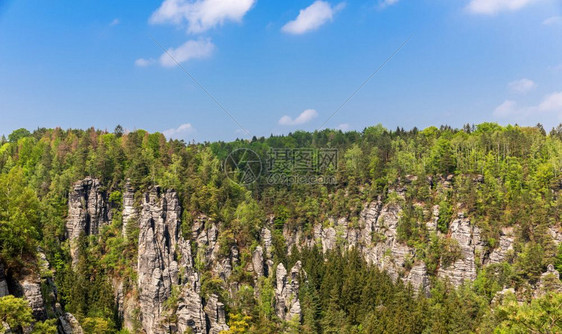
[[492, 292, 562, 333], [0, 167, 41, 268], [220, 313, 252, 333], [0, 295, 33, 333], [1, 123, 562, 332], [31, 319, 58, 334]]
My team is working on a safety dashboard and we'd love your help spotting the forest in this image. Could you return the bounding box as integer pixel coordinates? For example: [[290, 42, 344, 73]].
[[1, 123, 562, 333]]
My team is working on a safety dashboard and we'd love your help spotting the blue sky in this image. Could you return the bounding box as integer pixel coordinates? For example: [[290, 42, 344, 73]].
[[0, 0, 561, 142]]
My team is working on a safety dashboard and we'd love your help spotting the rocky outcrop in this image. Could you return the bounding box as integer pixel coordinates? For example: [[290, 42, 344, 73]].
[[121, 181, 137, 236], [535, 264, 562, 297], [20, 275, 47, 321], [66, 177, 110, 264], [252, 246, 265, 278], [137, 186, 208, 334], [204, 294, 229, 334], [137, 187, 202, 334], [283, 201, 431, 293], [438, 216, 483, 286], [487, 228, 514, 265], [275, 262, 304, 322], [175, 289, 207, 334], [58, 313, 84, 334]]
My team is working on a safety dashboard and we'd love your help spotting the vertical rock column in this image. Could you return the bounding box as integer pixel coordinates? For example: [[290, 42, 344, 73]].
[[137, 187, 205, 334], [65, 177, 110, 265]]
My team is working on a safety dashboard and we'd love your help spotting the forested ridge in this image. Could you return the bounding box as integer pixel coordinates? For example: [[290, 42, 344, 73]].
[[1, 123, 562, 333]]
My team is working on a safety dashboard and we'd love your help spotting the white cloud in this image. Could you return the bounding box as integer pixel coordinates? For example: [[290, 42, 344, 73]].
[[379, 0, 399, 8], [282, 1, 346, 35], [538, 92, 562, 112], [337, 123, 351, 131], [110, 18, 120, 26], [493, 92, 562, 119], [159, 39, 215, 67], [279, 109, 319, 125], [135, 58, 155, 67], [150, 0, 256, 34], [494, 100, 519, 118], [543, 16, 562, 25], [163, 123, 195, 139], [466, 0, 539, 15], [508, 78, 536, 94]]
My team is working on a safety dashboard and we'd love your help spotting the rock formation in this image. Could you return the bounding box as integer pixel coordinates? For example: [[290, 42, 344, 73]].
[[121, 181, 137, 236], [66, 177, 110, 264], [275, 261, 304, 322], [137, 186, 206, 334], [59, 313, 84, 334], [438, 216, 483, 286], [204, 294, 229, 334]]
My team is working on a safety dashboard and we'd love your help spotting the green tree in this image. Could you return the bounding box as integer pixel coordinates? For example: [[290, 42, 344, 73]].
[[0, 295, 33, 333]]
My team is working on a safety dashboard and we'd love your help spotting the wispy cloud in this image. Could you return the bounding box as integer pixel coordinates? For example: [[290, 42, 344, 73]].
[[282, 1, 346, 35], [466, 0, 540, 15], [493, 92, 562, 119], [543, 16, 562, 25], [163, 123, 195, 139], [379, 0, 399, 9], [110, 18, 120, 26], [150, 0, 256, 34], [493, 100, 519, 118], [508, 78, 536, 94], [159, 39, 215, 67], [135, 58, 155, 67], [279, 109, 319, 125], [337, 123, 350, 131]]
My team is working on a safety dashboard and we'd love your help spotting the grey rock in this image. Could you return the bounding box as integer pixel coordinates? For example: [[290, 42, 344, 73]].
[[21, 275, 47, 321], [204, 294, 229, 334], [122, 181, 137, 237], [275, 262, 304, 322], [137, 187, 205, 334], [438, 217, 483, 286], [176, 288, 207, 334], [58, 313, 84, 334], [65, 177, 110, 265], [487, 228, 514, 265], [252, 246, 265, 277]]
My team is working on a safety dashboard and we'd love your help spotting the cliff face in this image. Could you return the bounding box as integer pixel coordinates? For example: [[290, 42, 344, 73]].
[[136, 186, 206, 334], [56, 178, 562, 332], [66, 177, 111, 264], [283, 200, 432, 294]]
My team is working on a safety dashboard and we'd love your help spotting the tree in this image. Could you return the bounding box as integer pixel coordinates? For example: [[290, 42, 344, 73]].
[[8, 128, 31, 143], [0, 295, 33, 333], [0, 167, 41, 267], [220, 313, 251, 334], [493, 292, 562, 333]]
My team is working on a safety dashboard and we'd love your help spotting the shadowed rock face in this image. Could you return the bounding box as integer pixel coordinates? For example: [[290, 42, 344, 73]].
[[66, 177, 110, 264], [59, 313, 84, 334], [275, 261, 304, 322], [121, 181, 137, 237], [438, 216, 483, 286], [137, 186, 205, 334]]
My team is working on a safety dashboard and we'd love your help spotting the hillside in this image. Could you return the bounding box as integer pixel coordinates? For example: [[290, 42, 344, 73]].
[[1, 123, 562, 333]]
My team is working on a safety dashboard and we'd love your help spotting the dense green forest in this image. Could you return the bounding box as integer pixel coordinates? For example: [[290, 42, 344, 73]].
[[1, 123, 562, 333]]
